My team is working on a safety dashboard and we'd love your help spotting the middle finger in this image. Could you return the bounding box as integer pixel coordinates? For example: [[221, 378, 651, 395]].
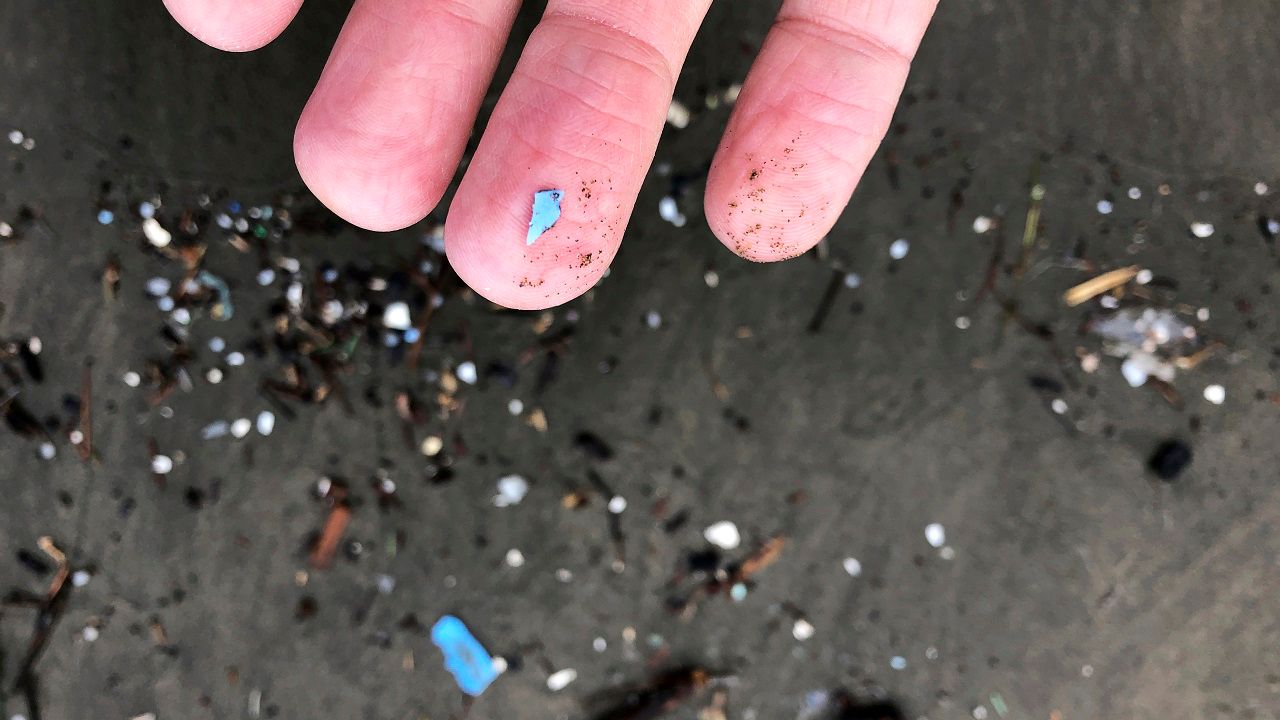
[[444, 0, 713, 310]]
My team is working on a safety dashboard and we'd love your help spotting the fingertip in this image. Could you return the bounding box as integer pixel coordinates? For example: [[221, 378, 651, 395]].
[[293, 110, 444, 233], [163, 0, 302, 52], [704, 149, 844, 262]]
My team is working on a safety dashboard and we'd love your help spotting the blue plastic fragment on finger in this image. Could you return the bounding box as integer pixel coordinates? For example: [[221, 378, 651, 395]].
[[526, 189, 564, 245], [431, 615, 501, 696]]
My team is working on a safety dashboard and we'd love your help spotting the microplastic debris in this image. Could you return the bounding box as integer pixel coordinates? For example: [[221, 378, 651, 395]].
[[383, 301, 411, 331], [1051, 398, 1068, 414], [924, 522, 946, 548], [230, 418, 252, 438], [494, 474, 529, 507], [208, 336, 226, 353], [505, 548, 525, 567], [972, 705, 989, 720], [7, 129, 23, 144], [955, 316, 971, 330], [201, 421, 229, 440], [593, 637, 607, 652], [1203, 384, 1225, 405], [171, 308, 191, 325], [842, 557, 862, 577], [1190, 221, 1215, 238], [197, 270, 234, 319], [71, 570, 91, 587], [703, 521, 741, 550], [38, 442, 55, 460], [226, 351, 245, 366], [151, 454, 174, 474], [526, 189, 563, 245], [142, 217, 171, 247], [666, 100, 691, 129], [972, 215, 993, 233], [730, 582, 748, 601], [375, 574, 396, 595], [989, 693, 1009, 718], [1256, 182, 1270, 195], [645, 310, 662, 329], [556, 568, 573, 582], [889, 238, 910, 259], [97, 209, 114, 225], [145, 277, 171, 297], [791, 619, 815, 641], [82, 626, 99, 642], [890, 656, 907, 670], [546, 668, 578, 692], [206, 368, 223, 384], [1128, 187, 1143, 199], [508, 399, 524, 415], [256, 411, 275, 436], [139, 201, 156, 219], [123, 371, 141, 387], [1149, 439, 1192, 481], [607, 496, 627, 514], [704, 270, 720, 288], [430, 615, 501, 697], [1096, 199, 1113, 214], [659, 196, 687, 227], [255, 268, 276, 286], [940, 545, 956, 560], [844, 272, 862, 289], [456, 361, 478, 385], [1135, 269, 1153, 285]]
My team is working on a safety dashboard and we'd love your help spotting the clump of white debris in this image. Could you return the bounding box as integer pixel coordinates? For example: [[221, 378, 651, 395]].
[[1088, 307, 1202, 387]]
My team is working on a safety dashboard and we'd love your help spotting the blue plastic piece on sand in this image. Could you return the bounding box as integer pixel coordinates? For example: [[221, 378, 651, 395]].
[[526, 189, 563, 245], [431, 615, 500, 696]]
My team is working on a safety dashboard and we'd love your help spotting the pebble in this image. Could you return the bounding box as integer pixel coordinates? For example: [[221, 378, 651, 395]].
[[889, 238, 910, 260], [842, 557, 862, 577], [1203, 384, 1225, 405], [256, 411, 275, 436], [456, 361, 478, 385], [925, 522, 946, 548], [383, 301, 412, 331], [494, 475, 529, 507], [546, 668, 578, 692], [142, 217, 171, 247], [151, 454, 174, 474], [703, 520, 741, 550]]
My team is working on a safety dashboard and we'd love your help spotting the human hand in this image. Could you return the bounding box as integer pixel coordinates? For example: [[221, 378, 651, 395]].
[[163, 0, 937, 309]]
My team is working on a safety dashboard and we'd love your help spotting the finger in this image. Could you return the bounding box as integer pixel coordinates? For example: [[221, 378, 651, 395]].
[[704, 0, 937, 261], [444, 0, 713, 309], [162, 0, 304, 52], [293, 0, 520, 231]]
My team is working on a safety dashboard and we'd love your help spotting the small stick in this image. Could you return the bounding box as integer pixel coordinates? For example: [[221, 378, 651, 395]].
[[1062, 266, 1139, 307], [309, 505, 352, 569]]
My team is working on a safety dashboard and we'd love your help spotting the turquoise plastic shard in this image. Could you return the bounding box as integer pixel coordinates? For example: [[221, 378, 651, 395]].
[[526, 189, 563, 245], [431, 615, 500, 696]]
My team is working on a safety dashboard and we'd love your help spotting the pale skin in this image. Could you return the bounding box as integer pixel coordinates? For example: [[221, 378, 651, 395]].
[[163, 0, 938, 310]]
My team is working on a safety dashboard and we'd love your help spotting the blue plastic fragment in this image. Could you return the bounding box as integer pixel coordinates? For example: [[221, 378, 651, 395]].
[[526, 189, 563, 245], [431, 615, 500, 696]]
